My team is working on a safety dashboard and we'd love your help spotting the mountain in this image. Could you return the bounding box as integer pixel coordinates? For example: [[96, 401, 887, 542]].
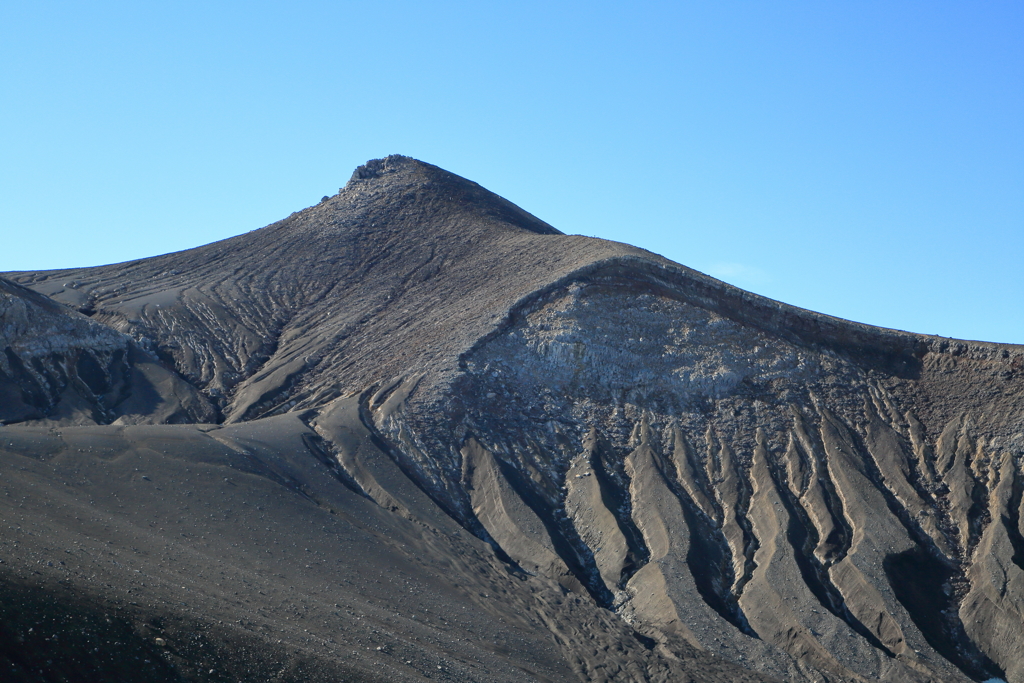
[[1, 155, 1022, 683]]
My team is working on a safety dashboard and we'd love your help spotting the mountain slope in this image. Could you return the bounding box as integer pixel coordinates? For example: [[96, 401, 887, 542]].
[[0, 276, 214, 425], [2, 156, 1022, 682], [7, 155, 616, 424]]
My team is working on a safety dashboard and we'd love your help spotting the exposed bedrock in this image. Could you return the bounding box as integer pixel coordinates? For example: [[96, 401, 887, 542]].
[[369, 278, 1020, 682]]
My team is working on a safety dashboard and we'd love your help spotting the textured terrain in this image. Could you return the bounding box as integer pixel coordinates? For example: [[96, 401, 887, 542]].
[[2, 155, 1022, 682]]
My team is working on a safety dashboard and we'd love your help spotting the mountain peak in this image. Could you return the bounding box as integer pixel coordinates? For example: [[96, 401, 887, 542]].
[[348, 154, 420, 182], [338, 154, 562, 237]]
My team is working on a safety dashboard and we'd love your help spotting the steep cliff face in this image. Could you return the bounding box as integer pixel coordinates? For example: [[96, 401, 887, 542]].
[[2, 156, 1021, 683], [374, 273, 1022, 682]]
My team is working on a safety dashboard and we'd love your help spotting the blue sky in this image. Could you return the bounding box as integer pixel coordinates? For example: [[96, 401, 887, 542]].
[[2, 2, 1022, 343]]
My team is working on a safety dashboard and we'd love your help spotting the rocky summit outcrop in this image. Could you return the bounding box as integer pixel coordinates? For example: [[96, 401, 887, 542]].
[[1, 156, 1022, 683]]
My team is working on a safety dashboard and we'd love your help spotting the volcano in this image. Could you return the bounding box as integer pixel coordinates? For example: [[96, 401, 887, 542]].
[[1, 155, 1022, 682]]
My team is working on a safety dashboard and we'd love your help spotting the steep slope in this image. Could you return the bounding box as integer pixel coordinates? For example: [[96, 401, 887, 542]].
[[2, 156, 1022, 682], [0, 277, 214, 426], [6, 155, 627, 424]]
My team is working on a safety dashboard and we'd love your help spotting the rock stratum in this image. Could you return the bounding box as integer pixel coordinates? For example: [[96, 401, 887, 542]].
[[1, 155, 1022, 683]]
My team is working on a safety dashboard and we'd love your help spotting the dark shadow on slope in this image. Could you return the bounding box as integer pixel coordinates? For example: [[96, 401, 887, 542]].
[[775, 475, 894, 656], [679, 501, 756, 636], [75, 351, 110, 396], [299, 430, 371, 500], [493, 454, 616, 607], [0, 579, 184, 683], [4, 347, 53, 411], [588, 437, 651, 589], [0, 574, 386, 683], [1005, 468, 1024, 572], [756, 427, 899, 656], [355, 392, 465, 524], [835, 412, 1004, 677], [884, 546, 1003, 681], [352, 394, 558, 580]]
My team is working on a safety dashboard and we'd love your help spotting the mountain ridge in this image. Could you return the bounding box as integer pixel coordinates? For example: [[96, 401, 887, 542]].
[[5, 156, 1017, 430]]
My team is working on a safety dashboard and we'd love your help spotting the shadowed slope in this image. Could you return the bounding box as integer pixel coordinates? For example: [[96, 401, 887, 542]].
[[0, 277, 214, 425]]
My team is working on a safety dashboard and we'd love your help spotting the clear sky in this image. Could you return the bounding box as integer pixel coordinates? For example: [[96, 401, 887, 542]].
[[2, 2, 1022, 344]]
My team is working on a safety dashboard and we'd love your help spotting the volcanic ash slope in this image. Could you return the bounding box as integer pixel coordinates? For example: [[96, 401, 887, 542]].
[[2, 155, 1023, 683]]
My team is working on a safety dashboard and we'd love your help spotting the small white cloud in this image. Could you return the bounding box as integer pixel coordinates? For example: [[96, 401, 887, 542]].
[[704, 262, 771, 289]]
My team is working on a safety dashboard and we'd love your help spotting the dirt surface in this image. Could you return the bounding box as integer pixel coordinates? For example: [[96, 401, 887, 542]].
[[2, 155, 1022, 682]]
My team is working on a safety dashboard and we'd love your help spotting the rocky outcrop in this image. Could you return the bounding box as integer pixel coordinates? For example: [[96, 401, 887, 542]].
[[0, 277, 215, 425]]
